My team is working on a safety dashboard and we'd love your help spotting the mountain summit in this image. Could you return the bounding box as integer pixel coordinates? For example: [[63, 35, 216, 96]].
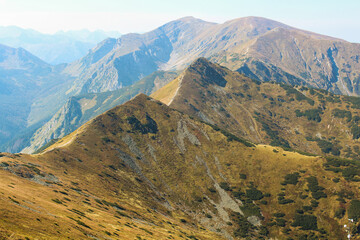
[[62, 16, 360, 98]]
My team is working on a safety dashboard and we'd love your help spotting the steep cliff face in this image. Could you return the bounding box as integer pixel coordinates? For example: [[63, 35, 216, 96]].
[[21, 98, 83, 153]]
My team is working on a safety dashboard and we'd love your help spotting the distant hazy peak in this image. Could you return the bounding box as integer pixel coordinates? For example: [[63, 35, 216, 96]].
[[173, 16, 213, 23], [159, 16, 216, 32], [0, 43, 49, 69], [225, 16, 287, 24]]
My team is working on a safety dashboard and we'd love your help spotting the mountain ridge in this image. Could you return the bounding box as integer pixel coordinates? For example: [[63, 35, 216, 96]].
[[1, 90, 359, 239], [152, 58, 360, 160]]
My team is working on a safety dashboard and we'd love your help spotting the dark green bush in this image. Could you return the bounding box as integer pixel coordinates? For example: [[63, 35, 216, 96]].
[[259, 226, 269, 236], [344, 96, 360, 109], [348, 200, 360, 222], [280, 84, 314, 105], [276, 218, 286, 227], [291, 214, 318, 230], [302, 206, 312, 212], [245, 187, 264, 200], [310, 200, 319, 208], [232, 191, 245, 199], [207, 123, 255, 147], [232, 212, 254, 238], [75, 220, 91, 229], [278, 198, 294, 204], [334, 207, 345, 219], [219, 182, 231, 191], [332, 109, 352, 122], [300, 194, 308, 199], [295, 109, 322, 122], [208, 187, 216, 193], [351, 125, 360, 139], [296, 209, 304, 214], [332, 178, 340, 183], [273, 213, 285, 218], [316, 139, 341, 155], [282, 172, 300, 185], [342, 167, 359, 180], [306, 176, 327, 200], [255, 118, 290, 148]]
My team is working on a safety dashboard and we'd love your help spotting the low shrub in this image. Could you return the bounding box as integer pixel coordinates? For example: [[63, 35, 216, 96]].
[[348, 200, 360, 222], [245, 187, 264, 200], [291, 214, 318, 230], [282, 172, 300, 185]]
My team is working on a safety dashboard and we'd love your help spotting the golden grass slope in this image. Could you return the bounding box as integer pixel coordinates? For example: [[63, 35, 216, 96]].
[[0, 94, 360, 239]]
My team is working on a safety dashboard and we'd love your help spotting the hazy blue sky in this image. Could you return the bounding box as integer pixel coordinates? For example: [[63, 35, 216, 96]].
[[0, 0, 359, 42]]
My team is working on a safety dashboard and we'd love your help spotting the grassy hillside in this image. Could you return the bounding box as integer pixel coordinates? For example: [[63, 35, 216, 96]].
[[153, 58, 360, 161], [0, 94, 360, 239]]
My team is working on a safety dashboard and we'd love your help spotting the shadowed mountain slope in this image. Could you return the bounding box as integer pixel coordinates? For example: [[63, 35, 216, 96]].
[[0, 44, 72, 149]]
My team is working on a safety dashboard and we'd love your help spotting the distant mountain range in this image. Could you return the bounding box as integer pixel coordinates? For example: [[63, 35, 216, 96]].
[[64, 16, 360, 97], [0, 26, 121, 64]]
